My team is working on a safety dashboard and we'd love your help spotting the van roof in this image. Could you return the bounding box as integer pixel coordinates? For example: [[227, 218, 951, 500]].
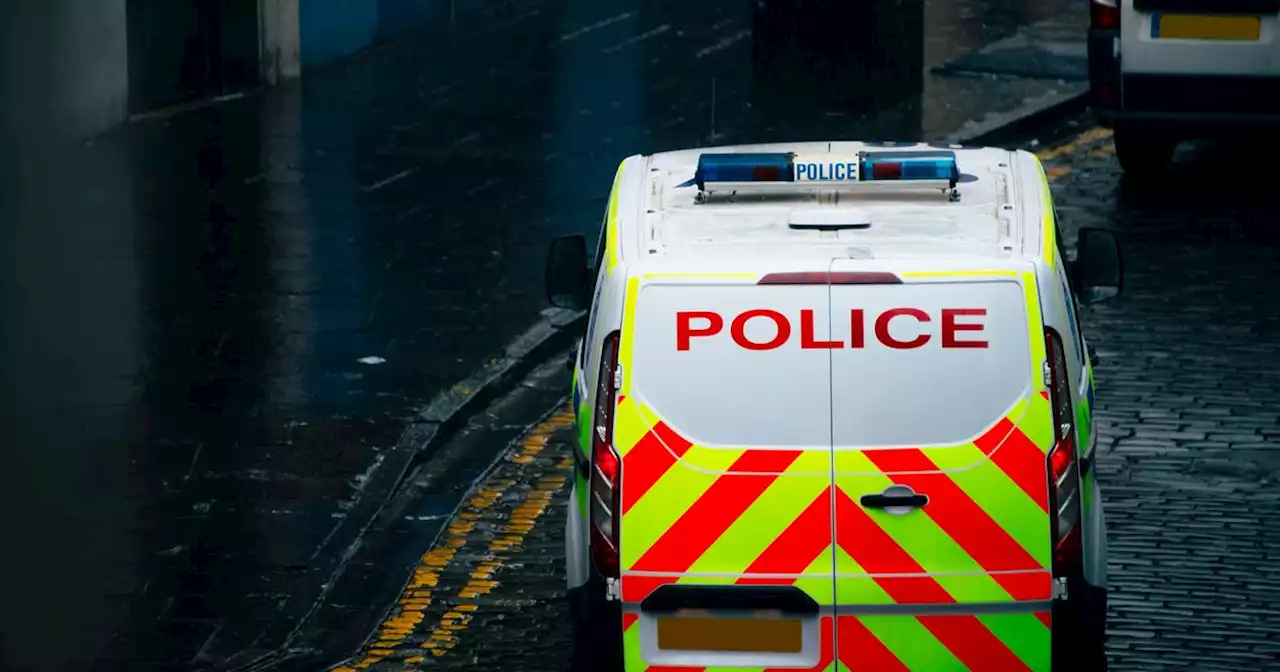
[[623, 141, 1048, 263]]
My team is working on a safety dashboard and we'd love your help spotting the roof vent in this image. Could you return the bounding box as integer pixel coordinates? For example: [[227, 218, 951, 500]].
[[788, 208, 872, 231]]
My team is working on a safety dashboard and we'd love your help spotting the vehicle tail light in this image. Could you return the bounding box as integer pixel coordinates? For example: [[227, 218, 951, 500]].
[[1045, 329, 1084, 579], [589, 331, 622, 578], [1091, 0, 1119, 30], [1096, 82, 1114, 105]]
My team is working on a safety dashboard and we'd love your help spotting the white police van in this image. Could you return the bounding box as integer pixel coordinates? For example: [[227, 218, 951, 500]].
[[545, 143, 1123, 671], [1088, 0, 1280, 174]]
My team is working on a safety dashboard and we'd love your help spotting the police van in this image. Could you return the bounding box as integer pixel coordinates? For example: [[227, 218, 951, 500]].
[[1087, 0, 1280, 174], [544, 143, 1123, 671]]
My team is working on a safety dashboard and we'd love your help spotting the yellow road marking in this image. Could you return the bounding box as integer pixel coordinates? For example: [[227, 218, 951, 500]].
[[333, 407, 575, 670], [1036, 127, 1113, 162], [1035, 126, 1116, 181]]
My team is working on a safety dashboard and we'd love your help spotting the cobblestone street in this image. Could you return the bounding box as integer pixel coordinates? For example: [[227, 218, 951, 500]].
[[335, 120, 1280, 671]]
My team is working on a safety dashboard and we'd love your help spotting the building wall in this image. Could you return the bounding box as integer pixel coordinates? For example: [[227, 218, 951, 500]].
[[0, 0, 129, 140], [0, 0, 469, 139], [296, 0, 458, 71], [53, 0, 129, 136]]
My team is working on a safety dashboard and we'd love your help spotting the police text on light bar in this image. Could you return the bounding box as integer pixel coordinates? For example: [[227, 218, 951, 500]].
[[693, 149, 960, 192]]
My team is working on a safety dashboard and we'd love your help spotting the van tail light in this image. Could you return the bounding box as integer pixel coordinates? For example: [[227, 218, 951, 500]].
[[1091, 0, 1119, 30], [1045, 329, 1084, 580], [589, 331, 622, 578]]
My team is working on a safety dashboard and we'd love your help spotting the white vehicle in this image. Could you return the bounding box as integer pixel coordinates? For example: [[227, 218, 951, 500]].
[[544, 143, 1124, 671], [1088, 0, 1280, 174]]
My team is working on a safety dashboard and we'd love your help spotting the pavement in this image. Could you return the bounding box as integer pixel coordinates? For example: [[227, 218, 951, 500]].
[[0, 0, 1095, 670], [330, 120, 1280, 671]]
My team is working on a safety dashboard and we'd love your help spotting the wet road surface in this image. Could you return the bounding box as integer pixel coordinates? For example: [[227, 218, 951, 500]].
[[0, 0, 1082, 669], [332, 120, 1280, 671]]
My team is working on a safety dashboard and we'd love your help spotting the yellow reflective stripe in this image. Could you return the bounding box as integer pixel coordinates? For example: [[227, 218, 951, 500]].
[[613, 396, 648, 457], [978, 613, 1052, 672], [924, 443, 1053, 568], [792, 546, 838, 605], [676, 574, 736, 586], [606, 160, 626, 273], [575, 471, 588, 517], [857, 616, 966, 671], [1020, 391, 1055, 450], [623, 619, 644, 671], [1022, 271, 1047, 394], [932, 573, 1022, 603], [1036, 158, 1056, 269], [685, 451, 829, 576], [617, 276, 640, 397], [834, 548, 894, 604], [620, 444, 745, 569]]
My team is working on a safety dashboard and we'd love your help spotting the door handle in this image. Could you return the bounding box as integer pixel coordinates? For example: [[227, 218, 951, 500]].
[[860, 484, 928, 512]]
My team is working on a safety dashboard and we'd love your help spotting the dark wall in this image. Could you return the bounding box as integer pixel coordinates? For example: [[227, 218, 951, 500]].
[[300, 0, 497, 71], [126, 0, 260, 114]]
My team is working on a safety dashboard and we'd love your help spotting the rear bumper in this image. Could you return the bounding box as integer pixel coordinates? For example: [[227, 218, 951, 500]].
[[1105, 74, 1280, 132], [1088, 34, 1280, 133]]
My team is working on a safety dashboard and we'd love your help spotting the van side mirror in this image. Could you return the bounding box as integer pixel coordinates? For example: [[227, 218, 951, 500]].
[[1072, 227, 1123, 305], [545, 234, 592, 310]]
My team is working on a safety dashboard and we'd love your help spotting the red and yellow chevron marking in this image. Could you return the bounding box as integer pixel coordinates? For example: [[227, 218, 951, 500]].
[[614, 395, 837, 606], [612, 270, 1054, 670], [613, 390, 1054, 671]]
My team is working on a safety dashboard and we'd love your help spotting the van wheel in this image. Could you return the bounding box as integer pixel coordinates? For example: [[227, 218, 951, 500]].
[[1113, 127, 1176, 178], [1053, 579, 1108, 671], [569, 576, 623, 672], [1076, 582, 1110, 671], [1088, 586, 1110, 672]]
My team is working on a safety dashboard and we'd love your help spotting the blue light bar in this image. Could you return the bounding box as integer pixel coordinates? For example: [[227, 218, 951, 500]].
[[860, 150, 960, 184], [694, 153, 794, 191], [693, 148, 960, 192]]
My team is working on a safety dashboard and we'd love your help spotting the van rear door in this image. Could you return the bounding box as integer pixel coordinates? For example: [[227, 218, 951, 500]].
[[617, 262, 836, 670], [827, 261, 1055, 671]]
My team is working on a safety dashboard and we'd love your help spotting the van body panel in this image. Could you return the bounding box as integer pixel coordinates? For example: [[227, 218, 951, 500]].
[[828, 261, 1054, 671], [616, 261, 836, 669]]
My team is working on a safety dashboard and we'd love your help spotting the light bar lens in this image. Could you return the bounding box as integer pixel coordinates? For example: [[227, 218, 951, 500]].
[[694, 149, 959, 189], [859, 150, 961, 182], [695, 153, 794, 189]]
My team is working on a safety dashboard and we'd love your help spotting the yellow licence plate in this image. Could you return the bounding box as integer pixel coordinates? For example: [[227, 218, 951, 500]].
[[655, 616, 803, 654], [1153, 14, 1262, 41]]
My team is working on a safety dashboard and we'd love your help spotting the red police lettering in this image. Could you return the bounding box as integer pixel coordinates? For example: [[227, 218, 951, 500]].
[[800, 309, 841, 349], [942, 308, 988, 348], [675, 308, 989, 350], [731, 309, 790, 351], [676, 311, 723, 350], [849, 309, 865, 348], [875, 308, 931, 349]]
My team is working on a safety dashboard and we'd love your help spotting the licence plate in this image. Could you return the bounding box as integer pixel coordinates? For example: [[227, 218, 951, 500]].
[[1152, 14, 1262, 40], [655, 616, 803, 653]]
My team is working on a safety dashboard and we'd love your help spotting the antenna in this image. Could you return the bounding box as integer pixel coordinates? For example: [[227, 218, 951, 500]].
[[710, 77, 719, 141]]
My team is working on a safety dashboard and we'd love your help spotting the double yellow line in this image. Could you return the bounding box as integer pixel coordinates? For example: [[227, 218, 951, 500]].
[[334, 408, 575, 670]]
